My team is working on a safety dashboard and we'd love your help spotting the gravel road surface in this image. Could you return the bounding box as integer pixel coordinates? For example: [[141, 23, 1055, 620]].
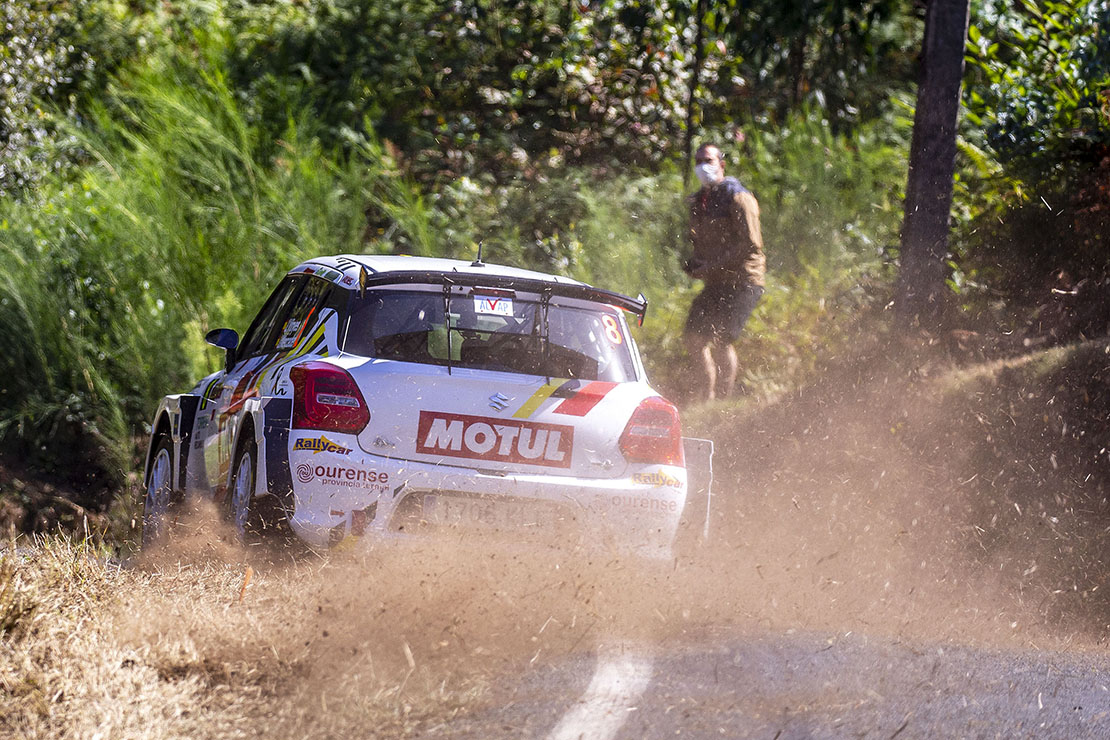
[[440, 628, 1110, 739]]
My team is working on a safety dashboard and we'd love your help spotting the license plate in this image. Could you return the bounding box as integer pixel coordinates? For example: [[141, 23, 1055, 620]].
[[423, 494, 551, 530]]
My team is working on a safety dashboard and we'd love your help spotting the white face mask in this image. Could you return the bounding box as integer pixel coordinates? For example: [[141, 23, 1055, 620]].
[[695, 162, 723, 186]]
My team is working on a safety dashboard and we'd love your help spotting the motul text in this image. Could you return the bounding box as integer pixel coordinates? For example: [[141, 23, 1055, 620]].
[[416, 411, 574, 468]]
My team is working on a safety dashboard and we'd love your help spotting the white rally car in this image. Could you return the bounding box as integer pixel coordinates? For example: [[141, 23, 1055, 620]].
[[143, 255, 710, 558]]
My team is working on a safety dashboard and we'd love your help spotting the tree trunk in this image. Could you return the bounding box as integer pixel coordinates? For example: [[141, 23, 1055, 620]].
[[894, 0, 970, 329], [682, 0, 708, 187]]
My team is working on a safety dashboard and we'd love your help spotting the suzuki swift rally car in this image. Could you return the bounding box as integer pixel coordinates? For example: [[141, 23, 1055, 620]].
[[143, 255, 698, 558]]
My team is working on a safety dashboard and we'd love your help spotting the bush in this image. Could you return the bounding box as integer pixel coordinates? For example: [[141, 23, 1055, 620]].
[[565, 111, 907, 398], [0, 0, 158, 197]]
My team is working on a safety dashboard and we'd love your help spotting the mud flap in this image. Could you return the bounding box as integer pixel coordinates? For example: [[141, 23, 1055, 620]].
[[175, 396, 199, 492], [677, 437, 714, 549], [143, 394, 199, 492], [262, 398, 294, 518]]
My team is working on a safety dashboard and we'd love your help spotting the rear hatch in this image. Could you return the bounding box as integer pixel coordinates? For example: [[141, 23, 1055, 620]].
[[339, 283, 653, 478], [352, 362, 650, 478]]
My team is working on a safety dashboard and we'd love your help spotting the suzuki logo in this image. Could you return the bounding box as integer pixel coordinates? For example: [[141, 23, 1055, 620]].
[[488, 392, 510, 411]]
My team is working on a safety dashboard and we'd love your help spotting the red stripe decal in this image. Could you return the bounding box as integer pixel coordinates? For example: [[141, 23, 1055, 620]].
[[291, 305, 318, 348], [553, 381, 617, 416]]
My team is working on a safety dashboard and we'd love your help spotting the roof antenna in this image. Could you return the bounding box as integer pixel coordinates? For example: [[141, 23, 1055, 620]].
[[470, 241, 485, 267]]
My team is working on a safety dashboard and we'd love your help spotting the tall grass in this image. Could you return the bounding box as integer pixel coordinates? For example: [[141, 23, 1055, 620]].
[[0, 40, 427, 480], [729, 111, 909, 392]]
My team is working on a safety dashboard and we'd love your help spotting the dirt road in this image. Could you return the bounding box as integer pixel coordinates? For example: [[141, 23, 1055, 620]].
[[448, 628, 1110, 739], [5, 499, 1110, 739]]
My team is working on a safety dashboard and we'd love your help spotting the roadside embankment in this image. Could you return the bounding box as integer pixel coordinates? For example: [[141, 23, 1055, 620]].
[[683, 338, 1110, 643]]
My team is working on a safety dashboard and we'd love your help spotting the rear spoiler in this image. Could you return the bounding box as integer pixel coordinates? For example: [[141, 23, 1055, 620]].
[[344, 268, 649, 325]]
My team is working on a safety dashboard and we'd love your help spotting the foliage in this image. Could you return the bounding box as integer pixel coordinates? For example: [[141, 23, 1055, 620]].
[[707, 0, 921, 134], [957, 0, 1110, 305], [965, 0, 1110, 179], [0, 0, 157, 197], [722, 111, 907, 392], [225, 0, 697, 177], [219, 0, 922, 180], [0, 38, 429, 482]]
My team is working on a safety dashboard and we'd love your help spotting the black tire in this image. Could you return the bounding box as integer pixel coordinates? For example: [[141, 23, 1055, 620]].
[[142, 435, 180, 548], [229, 432, 292, 547]]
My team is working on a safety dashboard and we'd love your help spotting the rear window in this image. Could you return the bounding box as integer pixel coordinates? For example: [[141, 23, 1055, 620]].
[[341, 288, 638, 382]]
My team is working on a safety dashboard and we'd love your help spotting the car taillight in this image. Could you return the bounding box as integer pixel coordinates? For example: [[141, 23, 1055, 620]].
[[291, 362, 370, 433], [619, 396, 684, 466]]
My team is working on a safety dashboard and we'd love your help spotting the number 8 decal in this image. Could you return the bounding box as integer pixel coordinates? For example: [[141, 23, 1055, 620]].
[[602, 314, 623, 344]]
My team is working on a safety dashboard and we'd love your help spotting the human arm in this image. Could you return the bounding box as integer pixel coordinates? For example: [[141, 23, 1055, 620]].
[[733, 190, 762, 254]]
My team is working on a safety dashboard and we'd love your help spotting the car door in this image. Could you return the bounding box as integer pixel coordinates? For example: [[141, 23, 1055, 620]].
[[203, 275, 306, 493]]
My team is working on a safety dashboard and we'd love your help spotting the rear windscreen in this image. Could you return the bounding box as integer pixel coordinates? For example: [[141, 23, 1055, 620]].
[[341, 288, 638, 382]]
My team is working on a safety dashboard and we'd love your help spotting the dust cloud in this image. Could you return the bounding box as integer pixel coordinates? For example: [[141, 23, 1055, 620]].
[[121, 501, 681, 737], [105, 347, 1108, 736], [669, 344, 1110, 652]]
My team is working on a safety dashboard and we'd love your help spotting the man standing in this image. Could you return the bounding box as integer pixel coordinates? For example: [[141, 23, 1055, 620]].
[[683, 143, 765, 401]]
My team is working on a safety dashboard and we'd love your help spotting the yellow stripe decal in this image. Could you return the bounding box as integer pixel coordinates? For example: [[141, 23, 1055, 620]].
[[259, 321, 329, 388], [512, 379, 565, 419], [200, 376, 222, 410]]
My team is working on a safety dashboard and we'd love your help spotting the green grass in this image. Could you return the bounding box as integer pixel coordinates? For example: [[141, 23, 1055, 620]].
[[0, 41, 425, 481]]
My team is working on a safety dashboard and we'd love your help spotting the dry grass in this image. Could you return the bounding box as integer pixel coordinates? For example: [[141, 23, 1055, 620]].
[[0, 536, 198, 739], [0, 511, 669, 740], [0, 532, 491, 739]]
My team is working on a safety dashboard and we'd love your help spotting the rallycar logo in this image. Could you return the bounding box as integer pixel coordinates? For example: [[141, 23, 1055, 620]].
[[293, 436, 352, 455], [632, 471, 681, 488], [416, 411, 573, 468]]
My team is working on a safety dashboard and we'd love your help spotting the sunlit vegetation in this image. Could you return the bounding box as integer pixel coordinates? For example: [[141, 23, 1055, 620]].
[[0, 536, 497, 738]]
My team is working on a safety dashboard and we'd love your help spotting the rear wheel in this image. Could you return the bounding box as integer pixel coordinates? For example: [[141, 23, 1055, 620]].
[[230, 433, 292, 547], [142, 436, 179, 547], [230, 436, 259, 541]]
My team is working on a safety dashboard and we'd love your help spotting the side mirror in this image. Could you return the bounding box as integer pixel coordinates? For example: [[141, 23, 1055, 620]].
[[205, 328, 240, 370]]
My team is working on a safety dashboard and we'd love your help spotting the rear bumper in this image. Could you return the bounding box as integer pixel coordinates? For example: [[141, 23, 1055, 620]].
[[286, 436, 685, 559]]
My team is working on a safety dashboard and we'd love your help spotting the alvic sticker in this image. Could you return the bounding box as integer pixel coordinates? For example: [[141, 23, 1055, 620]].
[[474, 295, 514, 316], [416, 411, 574, 468]]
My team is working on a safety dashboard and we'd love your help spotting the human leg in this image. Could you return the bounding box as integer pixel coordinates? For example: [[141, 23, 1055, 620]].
[[684, 332, 718, 401], [716, 284, 763, 397], [701, 342, 719, 401], [684, 286, 726, 402], [718, 341, 739, 397]]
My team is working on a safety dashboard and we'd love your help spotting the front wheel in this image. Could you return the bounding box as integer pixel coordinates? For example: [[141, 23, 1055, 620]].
[[142, 436, 179, 547]]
